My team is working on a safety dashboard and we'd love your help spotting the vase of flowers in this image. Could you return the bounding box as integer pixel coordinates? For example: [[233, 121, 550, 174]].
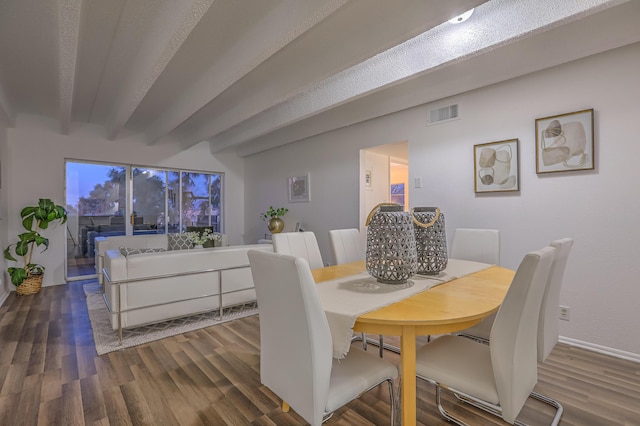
[[260, 206, 288, 234], [186, 228, 222, 248]]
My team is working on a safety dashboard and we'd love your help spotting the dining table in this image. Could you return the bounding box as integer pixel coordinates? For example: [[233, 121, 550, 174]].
[[312, 260, 515, 426]]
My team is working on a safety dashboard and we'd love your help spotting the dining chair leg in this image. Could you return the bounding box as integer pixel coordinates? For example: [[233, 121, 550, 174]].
[[362, 335, 401, 355], [386, 378, 397, 426], [452, 379, 563, 425], [531, 391, 564, 426]]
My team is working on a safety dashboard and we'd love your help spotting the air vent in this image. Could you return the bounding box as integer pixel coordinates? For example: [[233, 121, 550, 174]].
[[427, 104, 459, 125]]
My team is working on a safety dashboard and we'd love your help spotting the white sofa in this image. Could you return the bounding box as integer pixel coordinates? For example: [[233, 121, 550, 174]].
[[95, 233, 229, 284], [98, 234, 272, 331]]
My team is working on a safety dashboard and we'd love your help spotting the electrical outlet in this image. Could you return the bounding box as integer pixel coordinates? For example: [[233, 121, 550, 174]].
[[559, 305, 570, 321]]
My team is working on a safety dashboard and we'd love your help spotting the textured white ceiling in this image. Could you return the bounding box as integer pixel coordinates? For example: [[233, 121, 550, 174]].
[[0, 0, 638, 156]]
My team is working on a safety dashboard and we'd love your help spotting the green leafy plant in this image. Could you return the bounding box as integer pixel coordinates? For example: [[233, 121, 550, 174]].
[[260, 206, 288, 221], [4, 198, 68, 286]]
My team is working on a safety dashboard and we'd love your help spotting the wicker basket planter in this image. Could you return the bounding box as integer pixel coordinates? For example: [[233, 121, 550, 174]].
[[16, 274, 43, 296]]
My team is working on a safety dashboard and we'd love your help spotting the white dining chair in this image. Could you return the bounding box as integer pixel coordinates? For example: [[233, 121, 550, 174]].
[[459, 238, 573, 347], [450, 228, 500, 265], [431, 228, 499, 343], [328, 228, 391, 357], [328, 228, 364, 265], [456, 238, 573, 424], [247, 250, 398, 426], [272, 231, 324, 269], [415, 246, 556, 425]]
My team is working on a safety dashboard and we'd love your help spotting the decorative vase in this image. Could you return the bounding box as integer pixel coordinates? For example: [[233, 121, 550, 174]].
[[193, 244, 203, 249], [365, 204, 417, 284], [411, 207, 448, 275], [268, 217, 284, 234]]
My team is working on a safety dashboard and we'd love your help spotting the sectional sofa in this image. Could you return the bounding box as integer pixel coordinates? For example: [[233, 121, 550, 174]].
[[96, 233, 272, 334]]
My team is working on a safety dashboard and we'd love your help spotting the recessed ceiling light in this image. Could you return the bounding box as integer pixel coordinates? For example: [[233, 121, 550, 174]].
[[449, 8, 474, 24]]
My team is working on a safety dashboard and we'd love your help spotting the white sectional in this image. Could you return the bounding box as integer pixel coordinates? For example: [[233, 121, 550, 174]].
[[99, 234, 271, 331], [95, 233, 230, 284]]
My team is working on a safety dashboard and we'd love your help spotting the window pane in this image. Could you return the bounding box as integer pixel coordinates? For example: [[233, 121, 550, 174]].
[[210, 174, 222, 232], [181, 172, 209, 228], [132, 168, 166, 234], [66, 162, 126, 278]]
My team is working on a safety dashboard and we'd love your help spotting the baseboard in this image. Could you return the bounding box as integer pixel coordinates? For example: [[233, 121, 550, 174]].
[[560, 336, 640, 363], [0, 290, 9, 307]]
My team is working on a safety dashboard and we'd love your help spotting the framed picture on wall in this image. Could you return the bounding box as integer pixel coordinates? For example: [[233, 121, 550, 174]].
[[535, 108, 594, 174], [288, 174, 310, 203], [474, 139, 519, 193]]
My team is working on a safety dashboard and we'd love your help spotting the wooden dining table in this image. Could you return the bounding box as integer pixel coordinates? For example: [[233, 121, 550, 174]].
[[312, 260, 515, 426]]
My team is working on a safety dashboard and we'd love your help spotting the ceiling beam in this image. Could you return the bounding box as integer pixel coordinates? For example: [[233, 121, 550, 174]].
[[183, 0, 483, 151], [106, 0, 214, 140], [208, 0, 624, 153], [145, 0, 348, 147], [58, 0, 82, 135]]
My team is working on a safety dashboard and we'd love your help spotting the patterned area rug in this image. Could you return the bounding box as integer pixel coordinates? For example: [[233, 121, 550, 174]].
[[83, 283, 258, 355]]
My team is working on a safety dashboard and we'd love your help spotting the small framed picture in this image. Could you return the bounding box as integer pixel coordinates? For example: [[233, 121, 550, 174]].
[[288, 174, 310, 203], [535, 108, 594, 174], [474, 139, 519, 193]]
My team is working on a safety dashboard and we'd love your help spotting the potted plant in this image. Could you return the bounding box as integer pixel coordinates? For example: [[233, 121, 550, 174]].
[[4, 198, 68, 295], [260, 206, 288, 234]]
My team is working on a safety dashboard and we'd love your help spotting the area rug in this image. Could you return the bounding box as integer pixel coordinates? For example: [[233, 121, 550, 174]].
[[83, 283, 258, 355]]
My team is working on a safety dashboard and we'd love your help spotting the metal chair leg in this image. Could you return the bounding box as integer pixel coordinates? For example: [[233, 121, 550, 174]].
[[452, 387, 562, 425], [531, 391, 563, 426]]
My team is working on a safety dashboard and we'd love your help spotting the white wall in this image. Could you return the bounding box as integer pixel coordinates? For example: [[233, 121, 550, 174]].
[[0, 123, 9, 303], [5, 116, 245, 288], [244, 42, 640, 358]]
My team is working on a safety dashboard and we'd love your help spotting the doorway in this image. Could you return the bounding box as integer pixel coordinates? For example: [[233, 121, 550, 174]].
[[359, 141, 409, 234]]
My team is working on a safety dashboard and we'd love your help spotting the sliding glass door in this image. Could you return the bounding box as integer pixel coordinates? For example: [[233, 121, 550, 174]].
[[66, 162, 127, 279], [65, 161, 223, 280]]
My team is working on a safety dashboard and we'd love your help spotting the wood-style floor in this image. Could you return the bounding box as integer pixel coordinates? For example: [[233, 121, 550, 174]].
[[1, 280, 639, 425]]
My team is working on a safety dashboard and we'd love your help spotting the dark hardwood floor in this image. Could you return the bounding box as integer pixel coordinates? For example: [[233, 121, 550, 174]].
[[1, 280, 639, 425]]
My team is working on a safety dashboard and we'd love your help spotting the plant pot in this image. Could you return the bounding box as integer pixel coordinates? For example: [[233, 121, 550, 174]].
[[268, 217, 284, 234], [16, 274, 43, 295]]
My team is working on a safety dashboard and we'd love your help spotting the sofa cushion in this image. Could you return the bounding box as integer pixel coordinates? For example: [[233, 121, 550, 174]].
[[119, 247, 167, 257], [168, 233, 193, 250]]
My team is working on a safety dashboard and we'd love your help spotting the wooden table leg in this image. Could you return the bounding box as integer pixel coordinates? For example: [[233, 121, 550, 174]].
[[401, 325, 417, 426]]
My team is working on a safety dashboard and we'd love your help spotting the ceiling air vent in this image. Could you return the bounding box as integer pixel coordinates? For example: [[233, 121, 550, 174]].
[[427, 104, 459, 126]]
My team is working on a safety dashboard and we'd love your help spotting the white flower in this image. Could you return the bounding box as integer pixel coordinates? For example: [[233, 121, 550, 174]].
[[186, 228, 221, 245]]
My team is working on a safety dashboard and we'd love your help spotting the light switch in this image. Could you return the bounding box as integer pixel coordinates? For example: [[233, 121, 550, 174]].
[[414, 177, 423, 188]]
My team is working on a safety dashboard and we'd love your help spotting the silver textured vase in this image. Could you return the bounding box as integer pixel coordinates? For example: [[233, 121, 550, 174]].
[[365, 204, 417, 284], [412, 207, 447, 275]]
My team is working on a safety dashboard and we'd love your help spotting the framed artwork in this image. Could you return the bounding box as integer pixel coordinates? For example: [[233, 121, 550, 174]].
[[474, 139, 519, 193], [535, 108, 594, 174], [288, 174, 310, 203]]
